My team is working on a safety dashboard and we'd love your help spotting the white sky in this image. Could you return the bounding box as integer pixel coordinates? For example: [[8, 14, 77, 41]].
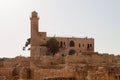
[[0, 0, 120, 58]]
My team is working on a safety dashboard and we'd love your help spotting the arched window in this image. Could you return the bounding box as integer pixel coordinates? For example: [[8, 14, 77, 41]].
[[90, 44, 92, 47], [87, 44, 92, 49], [64, 42, 65, 45], [60, 41, 63, 47], [83, 44, 84, 47], [63, 42, 66, 47], [79, 43, 81, 47], [87, 44, 90, 49], [70, 41, 75, 47]]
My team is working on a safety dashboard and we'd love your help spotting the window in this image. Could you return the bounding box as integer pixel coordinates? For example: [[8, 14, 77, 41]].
[[70, 41, 75, 47], [79, 43, 81, 47], [63, 42, 66, 47], [83, 44, 84, 47], [87, 44, 92, 49], [60, 41, 63, 47], [64, 42, 65, 45], [90, 44, 92, 47], [87, 44, 90, 49]]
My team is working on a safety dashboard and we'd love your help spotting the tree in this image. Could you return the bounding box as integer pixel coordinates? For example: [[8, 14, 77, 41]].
[[46, 37, 59, 56], [23, 38, 30, 51], [23, 37, 59, 56]]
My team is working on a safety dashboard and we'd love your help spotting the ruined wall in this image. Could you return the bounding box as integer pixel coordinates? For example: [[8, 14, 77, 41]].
[[0, 68, 13, 76], [32, 67, 75, 80], [0, 61, 3, 67], [30, 54, 65, 68], [65, 53, 120, 65], [3, 56, 30, 68], [0, 53, 120, 80]]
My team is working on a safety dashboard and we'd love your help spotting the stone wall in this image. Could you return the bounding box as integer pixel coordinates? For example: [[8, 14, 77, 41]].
[[3, 56, 30, 68], [0, 68, 12, 76], [0, 52, 120, 80], [31, 46, 47, 58], [0, 61, 3, 67], [33, 67, 75, 80], [65, 53, 120, 65]]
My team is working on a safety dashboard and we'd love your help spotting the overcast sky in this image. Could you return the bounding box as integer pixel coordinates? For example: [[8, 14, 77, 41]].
[[0, 0, 120, 57]]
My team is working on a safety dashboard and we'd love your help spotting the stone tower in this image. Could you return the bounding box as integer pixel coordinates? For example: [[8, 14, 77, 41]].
[[30, 11, 47, 57], [30, 11, 39, 46]]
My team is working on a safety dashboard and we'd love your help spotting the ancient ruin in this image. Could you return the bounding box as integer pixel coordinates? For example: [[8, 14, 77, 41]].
[[0, 11, 120, 80]]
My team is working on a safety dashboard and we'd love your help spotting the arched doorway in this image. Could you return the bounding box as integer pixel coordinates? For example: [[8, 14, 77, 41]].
[[69, 49, 76, 55]]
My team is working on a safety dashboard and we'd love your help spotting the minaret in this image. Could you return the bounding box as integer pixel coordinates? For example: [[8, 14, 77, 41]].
[[30, 11, 47, 58], [30, 11, 39, 46]]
